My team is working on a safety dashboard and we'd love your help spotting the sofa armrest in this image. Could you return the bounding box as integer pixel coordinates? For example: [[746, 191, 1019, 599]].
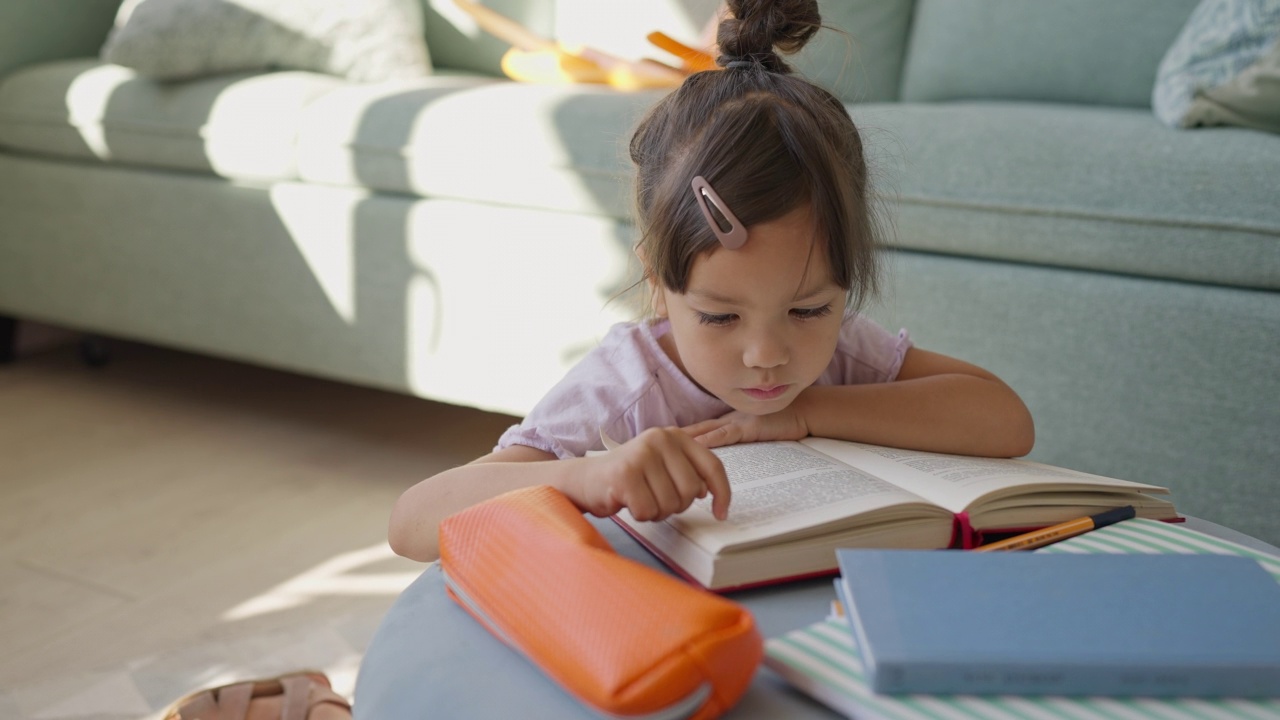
[[0, 0, 122, 80]]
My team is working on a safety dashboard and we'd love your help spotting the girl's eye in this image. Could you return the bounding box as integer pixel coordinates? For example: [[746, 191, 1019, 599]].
[[696, 312, 736, 326], [791, 304, 833, 320]]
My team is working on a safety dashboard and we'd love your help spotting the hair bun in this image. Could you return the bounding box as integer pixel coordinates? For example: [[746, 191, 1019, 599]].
[[716, 0, 821, 72]]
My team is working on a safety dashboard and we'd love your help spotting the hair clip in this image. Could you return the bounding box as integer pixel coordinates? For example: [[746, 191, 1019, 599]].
[[691, 176, 747, 250]]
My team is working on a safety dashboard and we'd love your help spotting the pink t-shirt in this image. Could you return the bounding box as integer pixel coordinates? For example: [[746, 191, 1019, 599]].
[[497, 314, 912, 459]]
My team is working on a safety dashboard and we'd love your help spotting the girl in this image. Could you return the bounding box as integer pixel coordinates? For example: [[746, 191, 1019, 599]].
[[389, 0, 1035, 563]]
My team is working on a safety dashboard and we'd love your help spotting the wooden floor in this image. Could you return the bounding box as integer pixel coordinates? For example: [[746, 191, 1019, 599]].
[[0, 338, 516, 719]]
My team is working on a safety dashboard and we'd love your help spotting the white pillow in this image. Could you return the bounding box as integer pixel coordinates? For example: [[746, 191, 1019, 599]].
[[1152, 0, 1280, 128], [101, 0, 433, 83], [1183, 40, 1280, 132]]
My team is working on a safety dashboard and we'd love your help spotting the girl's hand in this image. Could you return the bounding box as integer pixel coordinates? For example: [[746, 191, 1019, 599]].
[[566, 427, 732, 521], [683, 404, 810, 449]]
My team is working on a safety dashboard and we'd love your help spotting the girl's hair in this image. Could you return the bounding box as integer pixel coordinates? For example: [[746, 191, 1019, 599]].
[[630, 0, 881, 310]]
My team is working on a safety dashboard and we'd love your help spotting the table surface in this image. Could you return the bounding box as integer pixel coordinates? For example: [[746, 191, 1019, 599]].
[[352, 516, 1280, 719]]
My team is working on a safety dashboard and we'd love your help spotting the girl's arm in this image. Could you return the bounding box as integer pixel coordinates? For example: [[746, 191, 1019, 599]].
[[388, 428, 731, 562], [686, 348, 1035, 458], [389, 444, 558, 562], [797, 348, 1035, 457]]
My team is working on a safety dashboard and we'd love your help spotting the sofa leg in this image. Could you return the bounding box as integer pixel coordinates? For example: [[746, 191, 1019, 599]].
[[80, 335, 112, 368], [0, 316, 15, 364]]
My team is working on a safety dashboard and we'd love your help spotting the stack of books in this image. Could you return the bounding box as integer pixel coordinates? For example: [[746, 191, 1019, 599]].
[[764, 519, 1280, 718]]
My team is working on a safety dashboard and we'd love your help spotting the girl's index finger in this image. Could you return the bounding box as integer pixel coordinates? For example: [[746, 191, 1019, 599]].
[[708, 475, 731, 521], [686, 440, 731, 521]]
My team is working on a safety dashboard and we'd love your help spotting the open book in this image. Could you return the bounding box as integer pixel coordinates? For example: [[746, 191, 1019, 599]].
[[612, 438, 1179, 591]]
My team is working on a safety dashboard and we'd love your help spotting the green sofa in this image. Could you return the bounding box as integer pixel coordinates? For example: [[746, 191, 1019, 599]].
[[1, 0, 1276, 545]]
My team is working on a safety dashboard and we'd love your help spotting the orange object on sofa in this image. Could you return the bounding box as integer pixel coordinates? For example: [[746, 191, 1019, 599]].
[[438, 485, 762, 719], [452, 0, 694, 90]]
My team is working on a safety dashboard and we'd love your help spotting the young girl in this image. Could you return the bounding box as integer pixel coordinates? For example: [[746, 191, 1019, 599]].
[[389, 0, 1035, 563]]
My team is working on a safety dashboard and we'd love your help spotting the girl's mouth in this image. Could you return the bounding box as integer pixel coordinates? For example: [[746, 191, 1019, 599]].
[[742, 384, 789, 400]]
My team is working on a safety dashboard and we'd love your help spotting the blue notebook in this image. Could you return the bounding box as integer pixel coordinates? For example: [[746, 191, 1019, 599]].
[[834, 547, 1280, 697]]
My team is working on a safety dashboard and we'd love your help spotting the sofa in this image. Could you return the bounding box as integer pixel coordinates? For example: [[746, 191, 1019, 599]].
[[1, 0, 1277, 546]]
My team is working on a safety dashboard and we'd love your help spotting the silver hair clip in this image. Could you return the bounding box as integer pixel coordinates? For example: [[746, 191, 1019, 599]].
[[691, 176, 747, 250]]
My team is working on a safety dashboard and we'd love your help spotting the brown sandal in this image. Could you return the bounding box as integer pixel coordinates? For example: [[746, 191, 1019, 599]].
[[163, 671, 351, 720]]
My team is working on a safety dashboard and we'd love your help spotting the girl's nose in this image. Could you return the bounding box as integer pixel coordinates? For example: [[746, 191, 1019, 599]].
[[743, 331, 788, 369]]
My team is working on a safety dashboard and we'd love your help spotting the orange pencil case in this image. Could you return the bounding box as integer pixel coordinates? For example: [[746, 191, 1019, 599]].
[[438, 485, 762, 719]]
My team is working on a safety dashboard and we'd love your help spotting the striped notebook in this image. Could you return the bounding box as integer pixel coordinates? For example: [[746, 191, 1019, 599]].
[[763, 519, 1280, 719]]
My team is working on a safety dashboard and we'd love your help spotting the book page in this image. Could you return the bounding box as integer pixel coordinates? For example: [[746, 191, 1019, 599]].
[[803, 438, 1170, 514], [657, 441, 940, 552]]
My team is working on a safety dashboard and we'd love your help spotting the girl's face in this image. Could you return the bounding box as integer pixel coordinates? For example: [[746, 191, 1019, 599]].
[[654, 205, 846, 415]]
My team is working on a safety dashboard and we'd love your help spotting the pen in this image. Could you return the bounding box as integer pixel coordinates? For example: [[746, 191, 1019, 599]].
[[973, 505, 1136, 552]]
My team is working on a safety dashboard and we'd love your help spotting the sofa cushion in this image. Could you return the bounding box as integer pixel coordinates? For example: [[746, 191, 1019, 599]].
[[0, 59, 345, 181], [900, 0, 1201, 107], [419, 0, 555, 77], [296, 78, 661, 218], [856, 101, 1280, 290], [0, 0, 122, 81], [795, 0, 915, 104], [416, 0, 913, 104]]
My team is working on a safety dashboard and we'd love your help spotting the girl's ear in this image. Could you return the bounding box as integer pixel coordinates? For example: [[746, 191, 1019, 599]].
[[633, 242, 649, 270], [635, 243, 668, 318], [651, 286, 669, 318]]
